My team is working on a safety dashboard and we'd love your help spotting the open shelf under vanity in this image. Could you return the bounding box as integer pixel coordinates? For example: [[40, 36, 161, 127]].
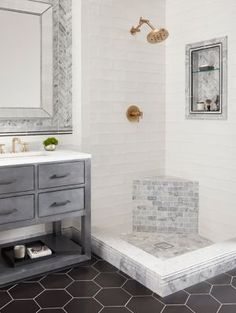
[[0, 234, 89, 287]]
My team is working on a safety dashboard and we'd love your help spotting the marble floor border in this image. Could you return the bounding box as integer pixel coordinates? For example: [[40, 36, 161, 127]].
[[87, 227, 236, 297]]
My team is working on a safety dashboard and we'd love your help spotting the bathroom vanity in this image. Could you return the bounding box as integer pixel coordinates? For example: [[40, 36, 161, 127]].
[[0, 150, 91, 286]]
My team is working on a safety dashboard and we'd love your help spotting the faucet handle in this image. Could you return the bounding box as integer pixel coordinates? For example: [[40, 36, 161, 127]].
[[21, 142, 29, 153], [0, 144, 5, 154]]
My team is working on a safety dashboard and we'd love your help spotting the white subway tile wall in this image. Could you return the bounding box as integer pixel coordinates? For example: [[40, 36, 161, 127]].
[[165, 0, 236, 241], [81, 0, 166, 228]]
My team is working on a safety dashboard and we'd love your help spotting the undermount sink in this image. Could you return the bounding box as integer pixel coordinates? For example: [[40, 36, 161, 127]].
[[0, 151, 48, 159]]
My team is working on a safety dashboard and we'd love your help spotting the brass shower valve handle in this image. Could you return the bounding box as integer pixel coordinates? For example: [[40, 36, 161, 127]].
[[126, 105, 143, 122]]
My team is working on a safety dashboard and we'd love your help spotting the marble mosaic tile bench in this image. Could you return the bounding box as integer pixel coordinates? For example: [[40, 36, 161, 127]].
[[133, 176, 199, 234]]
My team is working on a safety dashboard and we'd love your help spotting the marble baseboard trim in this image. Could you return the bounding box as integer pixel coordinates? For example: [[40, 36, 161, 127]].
[[90, 227, 236, 297]]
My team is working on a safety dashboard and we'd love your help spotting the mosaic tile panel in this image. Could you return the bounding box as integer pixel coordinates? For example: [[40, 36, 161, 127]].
[[133, 177, 199, 234]]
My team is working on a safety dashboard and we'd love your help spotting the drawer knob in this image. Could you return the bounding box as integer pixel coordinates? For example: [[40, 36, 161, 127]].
[[50, 174, 70, 180], [0, 209, 18, 216], [50, 200, 71, 208], [0, 179, 17, 186]]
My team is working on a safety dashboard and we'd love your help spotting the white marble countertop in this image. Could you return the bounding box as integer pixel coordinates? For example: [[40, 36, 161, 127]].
[[0, 150, 91, 167]]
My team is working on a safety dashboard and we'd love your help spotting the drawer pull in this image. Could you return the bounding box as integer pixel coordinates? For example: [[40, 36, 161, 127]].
[[50, 200, 71, 208], [0, 209, 18, 216], [50, 174, 70, 180], [0, 179, 16, 186]]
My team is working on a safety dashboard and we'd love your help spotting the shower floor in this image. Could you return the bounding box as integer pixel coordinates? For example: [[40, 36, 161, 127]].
[[121, 232, 213, 260]]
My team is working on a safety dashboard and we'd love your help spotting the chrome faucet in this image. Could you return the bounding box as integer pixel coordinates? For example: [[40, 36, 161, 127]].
[[12, 138, 22, 153]]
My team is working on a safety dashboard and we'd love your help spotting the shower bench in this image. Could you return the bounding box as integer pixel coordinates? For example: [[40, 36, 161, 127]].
[[133, 176, 199, 234]]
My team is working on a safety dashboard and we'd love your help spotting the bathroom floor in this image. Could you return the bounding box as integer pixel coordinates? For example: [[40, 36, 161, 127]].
[[121, 232, 213, 259], [0, 254, 236, 313]]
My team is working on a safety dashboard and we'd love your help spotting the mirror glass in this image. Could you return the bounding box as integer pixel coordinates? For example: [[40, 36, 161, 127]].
[[0, 0, 53, 119]]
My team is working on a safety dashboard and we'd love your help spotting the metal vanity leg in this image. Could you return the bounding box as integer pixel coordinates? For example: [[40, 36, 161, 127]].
[[81, 159, 91, 256], [81, 214, 91, 255], [53, 221, 62, 236]]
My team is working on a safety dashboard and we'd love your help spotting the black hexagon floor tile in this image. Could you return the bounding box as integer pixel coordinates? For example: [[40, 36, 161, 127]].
[[1, 300, 39, 313], [9, 282, 44, 299], [162, 306, 193, 313], [118, 271, 131, 279], [0, 291, 11, 309], [36, 290, 72, 308], [93, 260, 118, 272], [41, 274, 72, 289], [68, 266, 98, 280], [230, 277, 236, 288], [100, 308, 131, 313], [95, 272, 126, 287], [154, 290, 189, 305], [127, 296, 164, 313], [37, 309, 65, 313], [211, 285, 236, 303], [207, 273, 232, 285], [226, 269, 236, 276], [218, 304, 236, 313], [123, 280, 152, 296], [185, 281, 211, 294], [3, 257, 236, 312], [187, 294, 220, 313], [67, 281, 100, 297], [65, 298, 102, 313], [95, 288, 130, 306]]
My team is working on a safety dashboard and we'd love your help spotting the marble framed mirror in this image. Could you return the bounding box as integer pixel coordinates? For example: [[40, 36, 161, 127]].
[[0, 0, 72, 135]]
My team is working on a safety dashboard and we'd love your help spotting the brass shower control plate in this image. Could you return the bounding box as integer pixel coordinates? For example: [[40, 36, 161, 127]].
[[126, 105, 143, 122]]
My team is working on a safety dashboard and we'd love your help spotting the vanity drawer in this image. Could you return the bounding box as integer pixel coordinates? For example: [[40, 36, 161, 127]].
[[38, 188, 84, 217], [0, 166, 34, 194], [0, 195, 34, 225], [38, 162, 85, 189]]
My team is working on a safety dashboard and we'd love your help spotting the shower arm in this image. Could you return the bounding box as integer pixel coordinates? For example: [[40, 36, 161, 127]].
[[130, 17, 155, 35]]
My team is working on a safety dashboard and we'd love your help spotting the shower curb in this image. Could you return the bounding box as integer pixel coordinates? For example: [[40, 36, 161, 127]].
[[87, 227, 236, 297]]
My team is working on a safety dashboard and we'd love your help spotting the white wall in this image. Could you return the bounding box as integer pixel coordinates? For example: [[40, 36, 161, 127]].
[[80, 0, 166, 229], [165, 0, 236, 242]]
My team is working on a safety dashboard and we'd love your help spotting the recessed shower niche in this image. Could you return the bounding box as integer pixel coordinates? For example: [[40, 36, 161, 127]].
[[186, 37, 227, 120]]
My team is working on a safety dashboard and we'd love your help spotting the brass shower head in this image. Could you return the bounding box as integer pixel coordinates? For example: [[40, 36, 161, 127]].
[[130, 17, 169, 44]]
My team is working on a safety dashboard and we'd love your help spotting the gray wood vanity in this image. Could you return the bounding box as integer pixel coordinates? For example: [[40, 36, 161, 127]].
[[0, 150, 91, 286]]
